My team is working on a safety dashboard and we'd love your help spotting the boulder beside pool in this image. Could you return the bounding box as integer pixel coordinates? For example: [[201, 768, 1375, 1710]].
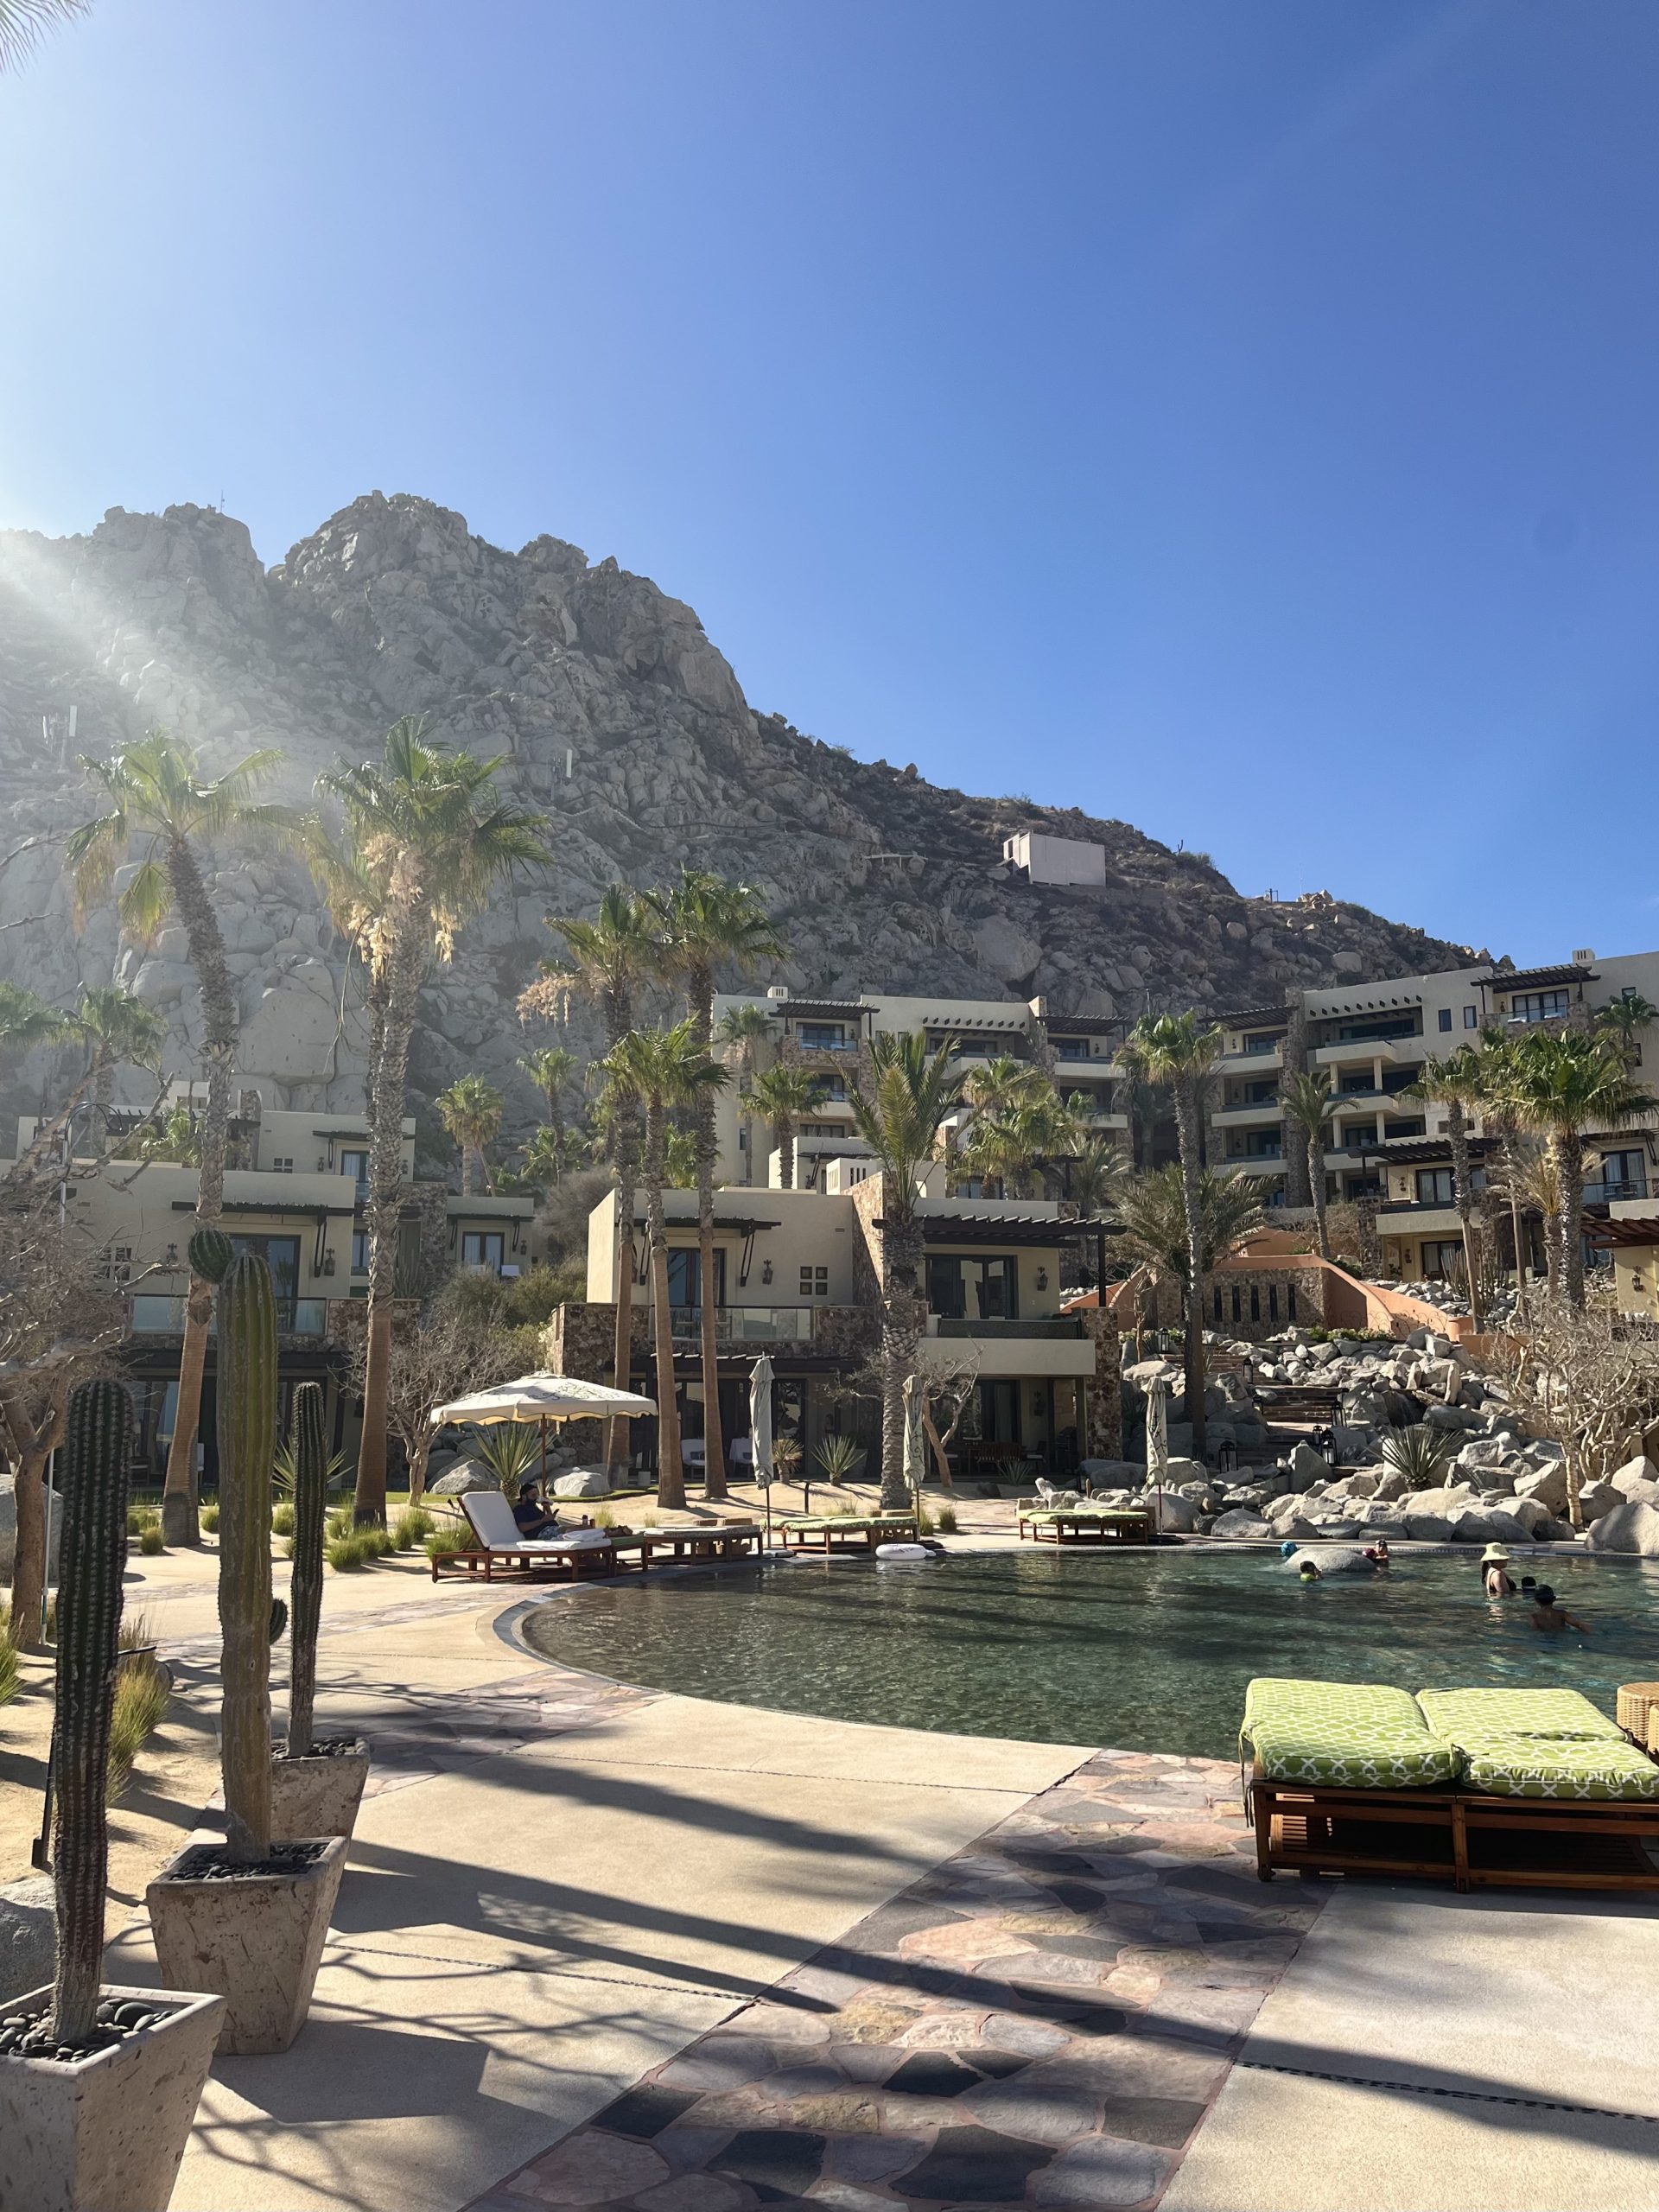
[[1586, 1501, 1659, 1557]]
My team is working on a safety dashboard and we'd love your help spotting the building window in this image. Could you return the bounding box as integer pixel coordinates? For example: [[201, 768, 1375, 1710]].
[[1052, 1037, 1091, 1060], [1512, 989, 1568, 1024], [1243, 1033, 1279, 1056], [1416, 1167, 1455, 1205], [1463, 1006, 1478, 1028], [798, 1265, 829, 1299], [1438, 1007, 1452, 1032], [1213, 1286, 1223, 1322], [1421, 1238, 1464, 1280], [665, 1249, 724, 1309], [1229, 1284, 1241, 1322], [340, 1147, 369, 1192], [1287, 1285, 1298, 1320], [1268, 1284, 1279, 1322], [461, 1231, 505, 1275], [351, 1230, 370, 1276], [1249, 1284, 1261, 1322], [925, 1254, 1018, 1321], [798, 1022, 846, 1051], [271, 1156, 294, 1173]]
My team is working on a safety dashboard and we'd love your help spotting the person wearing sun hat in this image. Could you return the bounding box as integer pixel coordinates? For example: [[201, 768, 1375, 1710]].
[[1480, 1542, 1516, 1599]]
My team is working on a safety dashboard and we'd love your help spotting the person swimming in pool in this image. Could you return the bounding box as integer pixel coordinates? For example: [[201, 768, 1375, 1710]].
[[1297, 1557, 1322, 1582], [1529, 1584, 1591, 1634], [1481, 1543, 1517, 1599]]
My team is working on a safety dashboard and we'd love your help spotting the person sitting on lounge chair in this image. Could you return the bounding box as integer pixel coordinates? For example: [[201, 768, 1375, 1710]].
[[512, 1479, 560, 1539], [1529, 1584, 1591, 1635]]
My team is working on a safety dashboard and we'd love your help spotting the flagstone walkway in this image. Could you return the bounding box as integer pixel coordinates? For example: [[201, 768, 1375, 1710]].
[[471, 1750, 1326, 2211]]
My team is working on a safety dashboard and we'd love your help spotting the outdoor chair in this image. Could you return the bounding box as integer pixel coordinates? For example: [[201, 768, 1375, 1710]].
[[429, 1491, 621, 1584]]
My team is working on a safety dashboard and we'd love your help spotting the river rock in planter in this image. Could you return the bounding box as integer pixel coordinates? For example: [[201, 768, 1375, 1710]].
[[0, 1982, 225, 2212], [1210, 1508, 1272, 1540], [148, 1835, 347, 2056], [270, 1738, 371, 1842]]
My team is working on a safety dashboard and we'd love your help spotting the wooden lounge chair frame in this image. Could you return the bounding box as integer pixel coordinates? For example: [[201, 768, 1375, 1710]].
[[781, 1515, 919, 1554], [1248, 1767, 1659, 1893], [431, 1536, 624, 1585], [1017, 1507, 1154, 1546]]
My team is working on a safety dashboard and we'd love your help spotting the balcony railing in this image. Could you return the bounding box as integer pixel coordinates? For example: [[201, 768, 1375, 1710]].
[[667, 1305, 815, 1342], [932, 1317, 1084, 1339], [129, 1294, 328, 1338], [1585, 1179, 1649, 1206]]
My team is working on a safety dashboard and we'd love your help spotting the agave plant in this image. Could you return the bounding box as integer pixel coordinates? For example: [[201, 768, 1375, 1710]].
[[814, 1433, 867, 1486], [273, 1434, 353, 1500], [469, 1422, 543, 1495], [1381, 1422, 1458, 1492]]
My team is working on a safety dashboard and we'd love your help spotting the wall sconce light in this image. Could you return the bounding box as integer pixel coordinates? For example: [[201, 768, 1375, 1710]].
[[1034, 1265, 1049, 1291], [761, 1259, 773, 1284]]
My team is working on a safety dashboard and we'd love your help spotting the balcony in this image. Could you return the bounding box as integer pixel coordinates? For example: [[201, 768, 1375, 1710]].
[[667, 1305, 815, 1342], [129, 1294, 328, 1338], [1214, 1101, 1282, 1126], [1585, 1179, 1649, 1207], [931, 1316, 1084, 1339], [1313, 1035, 1422, 1068]]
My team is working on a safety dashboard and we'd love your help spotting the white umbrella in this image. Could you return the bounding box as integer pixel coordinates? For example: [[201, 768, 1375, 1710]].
[[1146, 1375, 1169, 1531], [903, 1372, 926, 1518], [749, 1352, 775, 1545], [431, 1372, 658, 1484]]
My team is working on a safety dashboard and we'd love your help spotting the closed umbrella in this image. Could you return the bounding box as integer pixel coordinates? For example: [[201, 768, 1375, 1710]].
[[1146, 1376, 1169, 1533], [749, 1352, 775, 1546], [903, 1372, 926, 1522]]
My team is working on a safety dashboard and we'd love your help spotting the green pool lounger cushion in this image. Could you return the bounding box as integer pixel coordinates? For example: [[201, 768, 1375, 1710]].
[[1417, 1687, 1659, 1801], [1242, 1676, 1459, 1788]]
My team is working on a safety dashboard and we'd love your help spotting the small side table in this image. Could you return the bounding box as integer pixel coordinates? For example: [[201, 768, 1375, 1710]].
[[1616, 1681, 1659, 1744]]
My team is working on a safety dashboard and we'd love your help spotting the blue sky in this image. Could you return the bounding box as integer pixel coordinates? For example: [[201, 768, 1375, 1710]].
[[3, 0, 1656, 966]]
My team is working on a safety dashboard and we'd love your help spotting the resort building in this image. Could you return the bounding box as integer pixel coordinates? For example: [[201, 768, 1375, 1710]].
[[5, 1084, 537, 1482], [559, 1161, 1121, 1481]]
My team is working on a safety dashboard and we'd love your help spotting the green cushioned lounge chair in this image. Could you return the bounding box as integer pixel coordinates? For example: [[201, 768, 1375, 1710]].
[[1242, 1677, 1459, 1789], [1417, 1687, 1659, 1802]]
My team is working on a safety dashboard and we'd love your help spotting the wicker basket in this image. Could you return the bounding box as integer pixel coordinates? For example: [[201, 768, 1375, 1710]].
[[1618, 1681, 1659, 1742]]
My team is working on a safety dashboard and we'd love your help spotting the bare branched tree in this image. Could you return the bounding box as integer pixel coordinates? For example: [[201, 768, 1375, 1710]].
[[1498, 1284, 1659, 1528]]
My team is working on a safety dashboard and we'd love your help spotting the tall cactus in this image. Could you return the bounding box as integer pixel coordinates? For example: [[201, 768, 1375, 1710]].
[[285, 1382, 327, 1760], [48, 1379, 134, 2047], [215, 1248, 276, 1864]]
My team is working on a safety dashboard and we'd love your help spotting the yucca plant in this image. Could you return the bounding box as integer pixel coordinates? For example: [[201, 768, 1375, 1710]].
[[814, 1433, 867, 1486], [469, 1422, 543, 1495], [1381, 1422, 1458, 1492]]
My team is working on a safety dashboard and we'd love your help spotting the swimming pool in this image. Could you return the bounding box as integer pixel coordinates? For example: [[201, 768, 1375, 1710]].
[[519, 1550, 1659, 1758]]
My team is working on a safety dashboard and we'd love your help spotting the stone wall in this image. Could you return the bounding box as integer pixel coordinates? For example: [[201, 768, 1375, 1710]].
[[1078, 1308, 1122, 1459]]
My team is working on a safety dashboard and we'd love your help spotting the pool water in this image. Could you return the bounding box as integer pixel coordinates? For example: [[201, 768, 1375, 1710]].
[[520, 1550, 1659, 1759]]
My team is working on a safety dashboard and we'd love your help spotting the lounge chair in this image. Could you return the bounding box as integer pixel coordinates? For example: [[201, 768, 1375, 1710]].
[[780, 1513, 918, 1554], [1017, 1503, 1154, 1545], [430, 1491, 621, 1583], [1243, 1677, 1659, 1891]]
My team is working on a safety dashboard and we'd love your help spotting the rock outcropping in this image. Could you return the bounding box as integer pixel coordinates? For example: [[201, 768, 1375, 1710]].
[[0, 493, 1482, 1140]]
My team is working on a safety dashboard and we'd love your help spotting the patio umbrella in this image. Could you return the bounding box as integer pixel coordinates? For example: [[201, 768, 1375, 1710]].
[[1146, 1375, 1169, 1532], [431, 1372, 658, 1482], [903, 1372, 926, 1519], [749, 1352, 775, 1546]]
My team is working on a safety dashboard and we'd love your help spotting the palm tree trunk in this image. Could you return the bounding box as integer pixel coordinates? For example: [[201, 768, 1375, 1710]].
[[688, 966, 726, 1500], [1308, 1134, 1331, 1261], [879, 1209, 923, 1510], [645, 1098, 685, 1510], [160, 834, 235, 1546], [458, 1145, 474, 1198], [605, 985, 639, 1477], [90, 1057, 113, 1159], [1446, 1103, 1485, 1328], [1555, 1128, 1586, 1309], [1174, 1080, 1208, 1462], [779, 1116, 795, 1191], [357, 906, 426, 1527], [0, 1384, 58, 1651]]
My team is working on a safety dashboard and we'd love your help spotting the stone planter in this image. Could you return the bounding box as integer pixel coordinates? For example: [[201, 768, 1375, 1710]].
[[147, 1835, 346, 2056], [269, 1738, 371, 1842], [0, 1982, 224, 2212]]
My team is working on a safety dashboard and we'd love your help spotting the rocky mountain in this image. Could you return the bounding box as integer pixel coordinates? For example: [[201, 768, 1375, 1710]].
[[0, 493, 1483, 1144]]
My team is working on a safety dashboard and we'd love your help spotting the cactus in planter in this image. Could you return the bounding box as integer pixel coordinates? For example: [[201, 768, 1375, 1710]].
[[48, 1378, 134, 2046], [284, 1382, 326, 1759], [215, 1249, 277, 1865], [188, 1225, 234, 1285]]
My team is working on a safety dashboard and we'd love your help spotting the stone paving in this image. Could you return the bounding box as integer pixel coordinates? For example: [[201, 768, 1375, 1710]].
[[471, 1750, 1328, 2211]]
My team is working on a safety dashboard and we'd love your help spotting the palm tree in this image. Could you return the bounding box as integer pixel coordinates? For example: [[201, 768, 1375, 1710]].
[[1122, 1013, 1224, 1459], [1115, 1166, 1266, 1318], [1065, 1133, 1128, 1217], [847, 1032, 966, 1510], [67, 729, 295, 1542], [653, 871, 785, 1503], [715, 1001, 776, 1184], [1504, 1028, 1657, 1307], [1595, 992, 1657, 1071], [74, 985, 166, 1157], [315, 716, 544, 1524], [0, 0, 88, 74], [1279, 1071, 1338, 1262], [518, 1045, 578, 1144], [520, 887, 663, 1475], [435, 1074, 505, 1194], [1493, 1140, 1558, 1296], [1471, 1028, 1535, 1292], [751, 1063, 823, 1189], [598, 1023, 726, 1510], [1408, 1046, 1490, 1325], [0, 980, 70, 1064]]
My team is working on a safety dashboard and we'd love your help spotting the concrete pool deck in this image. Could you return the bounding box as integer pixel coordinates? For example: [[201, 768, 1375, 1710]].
[[28, 1540, 1659, 2209]]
